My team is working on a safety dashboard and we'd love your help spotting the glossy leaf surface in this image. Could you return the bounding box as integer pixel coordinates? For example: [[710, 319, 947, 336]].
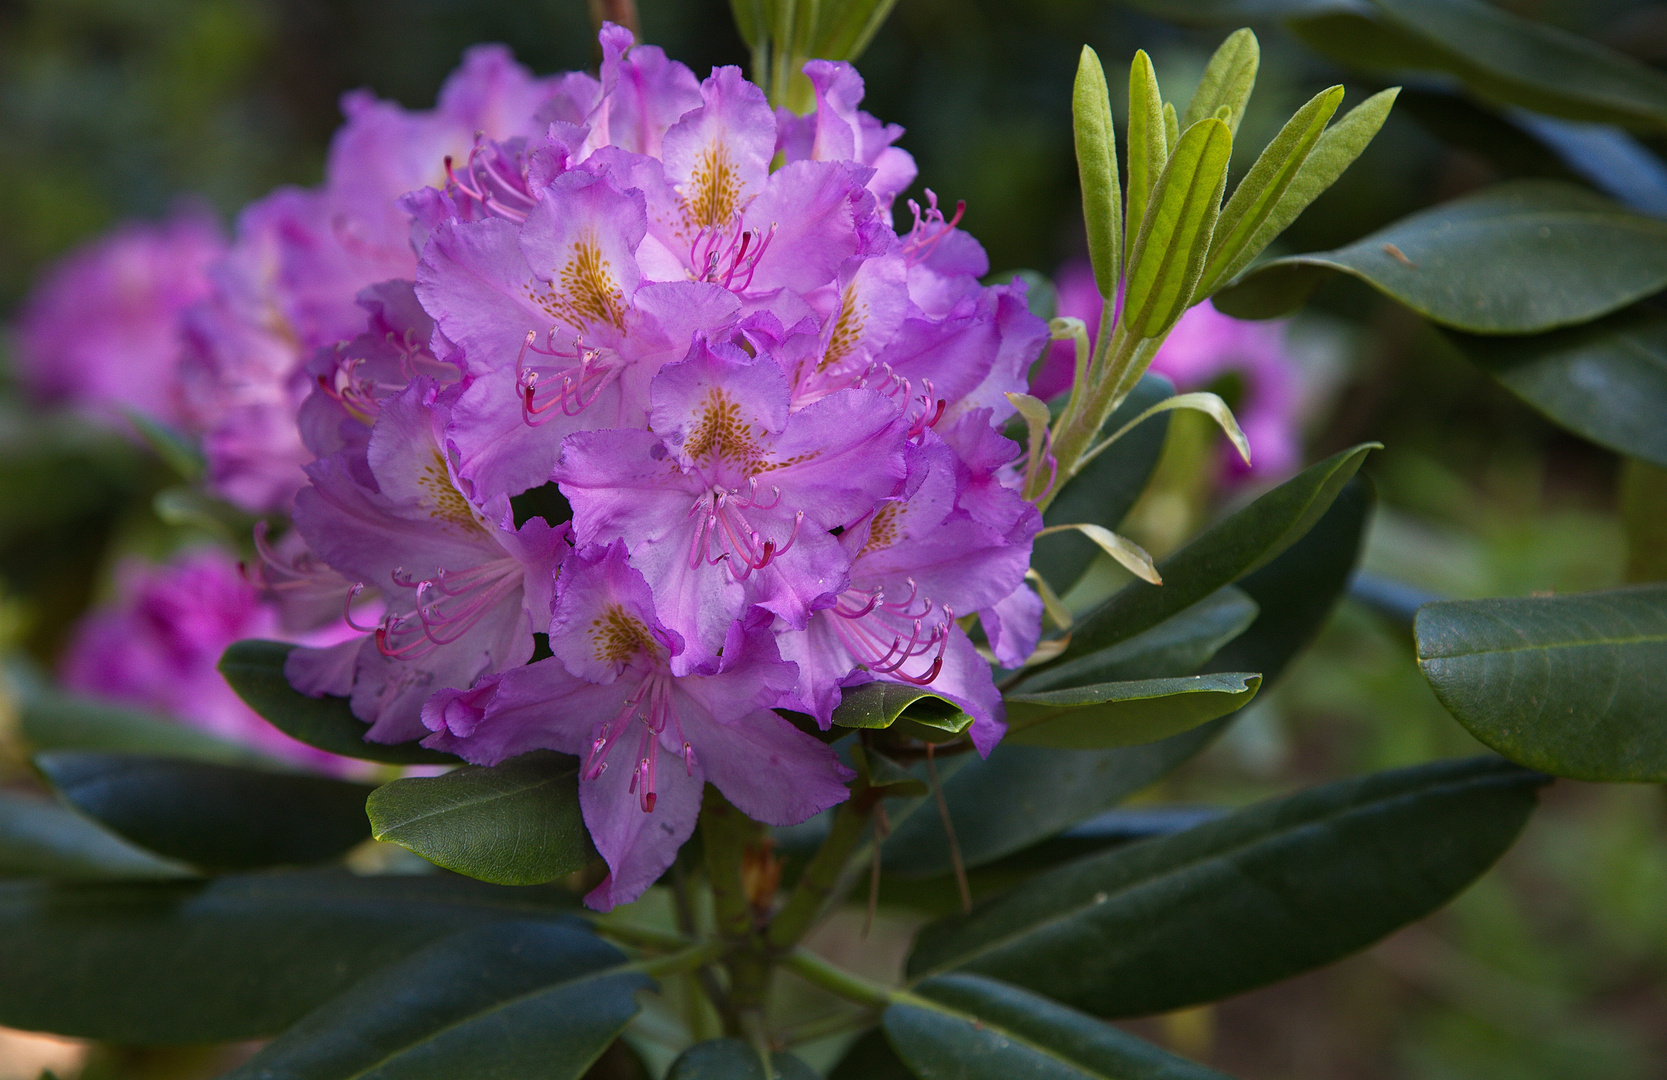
[[1003, 673, 1261, 749], [1417, 586, 1667, 781], [1443, 310, 1667, 468], [35, 752, 375, 872], [0, 792, 189, 881], [1017, 586, 1258, 692], [219, 640, 458, 765], [907, 757, 1543, 1015], [0, 871, 578, 1042], [1214, 181, 1667, 332], [368, 751, 593, 885], [224, 921, 646, 1080], [885, 974, 1232, 1079], [19, 679, 266, 766]]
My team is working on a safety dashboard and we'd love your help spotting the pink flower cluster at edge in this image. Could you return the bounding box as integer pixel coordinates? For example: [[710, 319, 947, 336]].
[[17, 27, 1050, 909], [1031, 259, 1304, 482]]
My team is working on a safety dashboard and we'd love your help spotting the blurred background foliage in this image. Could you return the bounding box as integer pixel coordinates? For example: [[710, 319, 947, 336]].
[[2, 0, 1666, 1076]]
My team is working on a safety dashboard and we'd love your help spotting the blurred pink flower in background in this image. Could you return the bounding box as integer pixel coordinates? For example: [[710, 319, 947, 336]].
[[1034, 259, 1304, 482], [13, 206, 225, 430], [59, 548, 368, 775]]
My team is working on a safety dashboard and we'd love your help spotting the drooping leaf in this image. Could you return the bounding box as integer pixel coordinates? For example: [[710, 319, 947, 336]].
[[1051, 443, 1377, 666], [367, 751, 593, 885], [0, 792, 190, 881], [1441, 309, 1667, 468], [1074, 46, 1122, 299], [1416, 586, 1667, 781], [906, 757, 1545, 1015], [1037, 374, 1174, 590], [1123, 117, 1234, 339], [1003, 673, 1261, 749], [1199, 84, 1345, 298], [1181, 28, 1259, 137], [0, 871, 579, 1042], [1214, 180, 1667, 332], [34, 753, 376, 873], [223, 921, 647, 1080], [885, 974, 1233, 1079], [1018, 586, 1259, 692], [1125, 50, 1169, 269], [1297, 0, 1667, 130], [219, 640, 457, 765], [667, 1038, 819, 1080]]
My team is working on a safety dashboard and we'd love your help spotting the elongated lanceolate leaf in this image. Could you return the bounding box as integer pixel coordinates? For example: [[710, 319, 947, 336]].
[[219, 640, 457, 765], [0, 792, 190, 881], [1417, 586, 1667, 781], [1053, 442, 1376, 665], [668, 1039, 819, 1080], [35, 753, 376, 873], [0, 871, 579, 1042], [1126, 51, 1168, 269], [1214, 180, 1667, 332], [1199, 84, 1344, 299], [224, 921, 647, 1080], [1124, 118, 1233, 339], [906, 757, 1544, 1015], [18, 679, 269, 766], [885, 974, 1232, 1079], [1441, 310, 1667, 468], [1021, 586, 1259, 693], [1003, 673, 1261, 749], [1181, 28, 1259, 137], [1074, 46, 1122, 299], [368, 751, 593, 885]]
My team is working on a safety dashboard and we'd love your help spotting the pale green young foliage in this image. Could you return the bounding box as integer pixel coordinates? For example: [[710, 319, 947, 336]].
[[1182, 27, 1259, 135], [1072, 46, 1122, 299], [730, 0, 901, 109], [1124, 50, 1168, 269], [1123, 116, 1233, 340]]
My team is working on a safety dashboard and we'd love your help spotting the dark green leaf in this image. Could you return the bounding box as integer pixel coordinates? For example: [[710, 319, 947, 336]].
[[1124, 118, 1234, 339], [829, 1029, 913, 1080], [1181, 28, 1259, 137], [0, 792, 190, 881], [880, 724, 1227, 879], [1036, 374, 1174, 591], [34, 753, 376, 873], [124, 412, 204, 482], [1442, 309, 1667, 468], [1053, 443, 1376, 666], [0, 870, 579, 1042], [368, 751, 593, 885], [1074, 46, 1122, 299], [225, 921, 646, 1080], [667, 1039, 819, 1080], [1417, 585, 1667, 781], [853, 746, 930, 797], [1622, 460, 1667, 584], [1003, 673, 1261, 749], [885, 974, 1232, 1079], [832, 682, 962, 732], [1014, 586, 1258, 691], [1214, 180, 1667, 332], [18, 677, 270, 767], [219, 640, 458, 765], [1202, 478, 1373, 684], [907, 757, 1544, 1015]]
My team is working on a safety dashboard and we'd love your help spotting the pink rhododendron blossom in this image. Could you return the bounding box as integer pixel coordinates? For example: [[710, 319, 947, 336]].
[[16, 207, 224, 430], [423, 541, 851, 909], [60, 549, 364, 775], [1035, 259, 1302, 480]]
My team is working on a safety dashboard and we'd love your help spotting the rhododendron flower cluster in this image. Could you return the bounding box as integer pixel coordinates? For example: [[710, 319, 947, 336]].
[[118, 25, 1048, 909]]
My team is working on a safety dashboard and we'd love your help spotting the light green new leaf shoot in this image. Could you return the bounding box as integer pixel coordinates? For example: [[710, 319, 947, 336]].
[[1073, 46, 1122, 299], [1163, 101, 1181, 150], [1079, 391, 1251, 472], [1123, 118, 1234, 340], [1199, 84, 1346, 299], [1211, 87, 1400, 290], [1036, 523, 1162, 584], [1182, 28, 1259, 137], [1125, 51, 1168, 268]]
